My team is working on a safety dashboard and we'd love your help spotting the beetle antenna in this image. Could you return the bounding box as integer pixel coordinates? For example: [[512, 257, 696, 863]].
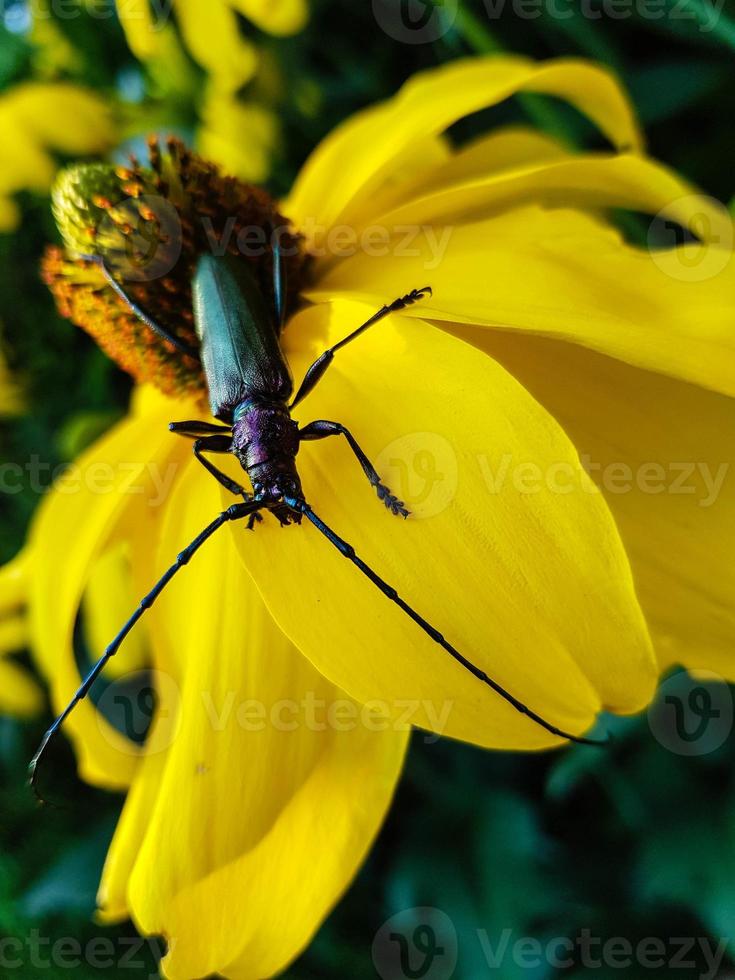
[[78, 254, 201, 360], [29, 499, 263, 800], [266, 221, 287, 329], [286, 498, 609, 749]]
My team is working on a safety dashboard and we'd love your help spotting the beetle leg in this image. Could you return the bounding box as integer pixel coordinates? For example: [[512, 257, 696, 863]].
[[169, 420, 233, 438], [192, 435, 263, 528], [29, 499, 265, 799], [290, 287, 432, 409], [299, 420, 408, 517]]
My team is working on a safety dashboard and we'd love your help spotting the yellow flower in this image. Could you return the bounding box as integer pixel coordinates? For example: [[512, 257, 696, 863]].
[[0, 356, 40, 717], [12, 55, 735, 977], [116, 0, 302, 181], [117, 0, 308, 93], [197, 90, 280, 185], [0, 553, 43, 717], [0, 82, 115, 232]]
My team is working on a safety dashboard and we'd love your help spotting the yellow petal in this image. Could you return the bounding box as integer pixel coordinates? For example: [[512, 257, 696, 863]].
[[229, 0, 308, 35], [410, 125, 569, 193], [0, 658, 43, 717], [176, 0, 258, 92], [465, 327, 735, 680], [0, 611, 42, 717], [0, 82, 115, 155], [0, 194, 20, 231], [0, 615, 27, 655], [99, 460, 407, 978], [368, 153, 731, 244], [83, 543, 148, 679], [0, 124, 56, 194], [286, 56, 642, 232], [339, 126, 567, 231], [29, 398, 186, 788], [115, 0, 162, 60], [334, 133, 452, 231], [197, 93, 279, 183], [309, 204, 735, 398], [0, 549, 30, 617], [229, 302, 655, 749]]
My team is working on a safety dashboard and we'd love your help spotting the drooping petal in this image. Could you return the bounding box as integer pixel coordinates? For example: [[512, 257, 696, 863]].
[[458, 326, 735, 680], [0, 655, 43, 718], [308, 205, 735, 398], [286, 56, 642, 232], [99, 461, 408, 979], [339, 126, 568, 238], [28, 391, 188, 788], [228, 302, 656, 749], [0, 549, 30, 616], [0, 614, 43, 718], [0, 552, 43, 716], [408, 126, 570, 192], [368, 153, 730, 243]]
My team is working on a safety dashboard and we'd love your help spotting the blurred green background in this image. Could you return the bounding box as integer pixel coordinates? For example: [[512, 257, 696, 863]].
[[1, 0, 734, 976]]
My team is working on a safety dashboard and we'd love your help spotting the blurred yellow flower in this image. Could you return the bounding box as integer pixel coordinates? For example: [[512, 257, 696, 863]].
[[0, 553, 42, 718], [197, 90, 280, 185], [118, 0, 308, 93], [0, 82, 115, 231], [12, 55, 735, 978]]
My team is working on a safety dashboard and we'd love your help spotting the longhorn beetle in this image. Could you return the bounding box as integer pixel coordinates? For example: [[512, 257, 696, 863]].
[[30, 239, 602, 789]]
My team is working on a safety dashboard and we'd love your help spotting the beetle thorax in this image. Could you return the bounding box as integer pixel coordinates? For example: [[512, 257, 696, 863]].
[[231, 399, 303, 509]]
